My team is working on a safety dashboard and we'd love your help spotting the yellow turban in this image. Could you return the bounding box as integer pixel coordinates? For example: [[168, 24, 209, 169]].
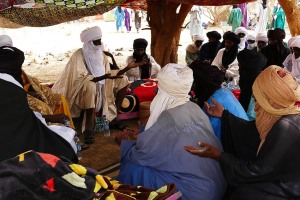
[[252, 65, 300, 153]]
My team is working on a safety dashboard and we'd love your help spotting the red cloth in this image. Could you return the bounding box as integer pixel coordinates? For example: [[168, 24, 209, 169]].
[[231, 90, 240, 100], [132, 79, 158, 103]]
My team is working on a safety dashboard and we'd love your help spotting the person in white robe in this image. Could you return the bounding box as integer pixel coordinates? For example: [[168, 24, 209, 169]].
[[289, 38, 300, 84], [256, 0, 268, 33], [185, 34, 204, 65], [246, 34, 256, 50], [255, 32, 268, 52], [126, 38, 161, 81], [212, 31, 240, 85], [52, 26, 146, 144], [283, 36, 300, 72], [235, 27, 248, 50]]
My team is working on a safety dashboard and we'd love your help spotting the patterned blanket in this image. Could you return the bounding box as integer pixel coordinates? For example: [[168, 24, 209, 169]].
[[0, 151, 177, 200]]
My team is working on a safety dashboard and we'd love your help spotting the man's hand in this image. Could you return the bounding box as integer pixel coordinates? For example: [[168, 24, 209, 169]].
[[43, 114, 70, 124], [103, 51, 113, 58], [106, 74, 123, 79], [184, 142, 222, 161], [91, 73, 123, 82], [204, 98, 224, 118], [127, 59, 149, 69]]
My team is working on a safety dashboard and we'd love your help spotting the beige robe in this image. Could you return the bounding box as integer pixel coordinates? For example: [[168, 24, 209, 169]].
[[52, 48, 129, 122]]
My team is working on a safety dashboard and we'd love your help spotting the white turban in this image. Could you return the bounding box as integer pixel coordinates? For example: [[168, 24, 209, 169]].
[[247, 34, 256, 41], [81, 26, 105, 112], [193, 34, 205, 42], [235, 27, 248, 35], [256, 32, 268, 42], [288, 36, 300, 48], [80, 26, 102, 44], [145, 63, 193, 130], [0, 35, 13, 47]]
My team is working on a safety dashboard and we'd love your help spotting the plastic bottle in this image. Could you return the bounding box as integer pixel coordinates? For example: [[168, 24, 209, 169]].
[[74, 135, 82, 160], [94, 113, 104, 133], [102, 115, 110, 137]]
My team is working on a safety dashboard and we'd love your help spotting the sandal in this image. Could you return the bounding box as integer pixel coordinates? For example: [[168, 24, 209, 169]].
[[83, 130, 94, 144]]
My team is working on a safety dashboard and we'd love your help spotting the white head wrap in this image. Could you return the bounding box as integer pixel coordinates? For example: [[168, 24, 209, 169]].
[[288, 36, 300, 48], [235, 27, 248, 49], [80, 26, 105, 111], [193, 34, 205, 42], [256, 32, 268, 42], [145, 63, 193, 130], [235, 27, 248, 36], [247, 34, 256, 50], [247, 34, 256, 41], [0, 35, 13, 47]]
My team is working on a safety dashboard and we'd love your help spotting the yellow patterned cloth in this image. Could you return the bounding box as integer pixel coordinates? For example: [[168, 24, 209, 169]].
[[22, 71, 75, 128]]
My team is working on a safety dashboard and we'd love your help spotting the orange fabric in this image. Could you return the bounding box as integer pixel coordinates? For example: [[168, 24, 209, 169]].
[[54, 96, 75, 129]]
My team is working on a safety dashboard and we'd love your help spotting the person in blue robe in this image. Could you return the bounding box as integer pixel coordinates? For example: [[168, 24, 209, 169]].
[[117, 63, 227, 200], [189, 61, 248, 140]]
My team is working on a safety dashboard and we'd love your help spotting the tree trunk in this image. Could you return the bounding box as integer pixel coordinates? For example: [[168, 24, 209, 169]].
[[278, 0, 300, 36], [147, 0, 192, 67]]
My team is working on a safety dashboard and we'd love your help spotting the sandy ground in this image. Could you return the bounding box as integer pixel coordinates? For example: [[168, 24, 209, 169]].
[[0, 19, 290, 84], [0, 19, 228, 83]]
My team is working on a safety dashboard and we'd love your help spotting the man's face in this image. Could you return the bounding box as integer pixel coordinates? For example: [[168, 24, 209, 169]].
[[293, 47, 300, 59], [134, 48, 145, 56], [247, 39, 255, 45], [93, 38, 102, 46], [268, 39, 277, 46], [225, 40, 234, 51], [208, 37, 217, 43], [257, 41, 267, 49], [195, 40, 203, 48], [238, 33, 246, 39]]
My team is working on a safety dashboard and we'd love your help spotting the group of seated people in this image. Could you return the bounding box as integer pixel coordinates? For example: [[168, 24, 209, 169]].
[[1, 23, 300, 199]]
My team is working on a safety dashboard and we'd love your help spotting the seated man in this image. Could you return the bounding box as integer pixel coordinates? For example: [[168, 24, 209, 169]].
[[186, 66, 300, 199], [117, 63, 226, 200], [253, 32, 268, 52], [52, 26, 146, 144], [212, 31, 240, 84], [126, 38, 161, 81], [185, 34, 204, 65], [260, 28, 290, 69], [189, 61, 248, 140], [198, 31, 221, 64], [0, 45, 77, 162], [246, 34, 256, 50], [234, 27, 248, 50], [0, 34, 74, 128]]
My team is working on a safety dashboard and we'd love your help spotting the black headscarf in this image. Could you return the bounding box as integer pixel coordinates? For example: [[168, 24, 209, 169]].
[[222, 31, 240, 69], [0, 46, 25, 86], [133, 38, 151, 79], [262, 0, 267, 9], [189, 60, 225, 108], [261, 28, 290, 69], [207, 31, 222, 41], [237, 49, 267, 111]]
